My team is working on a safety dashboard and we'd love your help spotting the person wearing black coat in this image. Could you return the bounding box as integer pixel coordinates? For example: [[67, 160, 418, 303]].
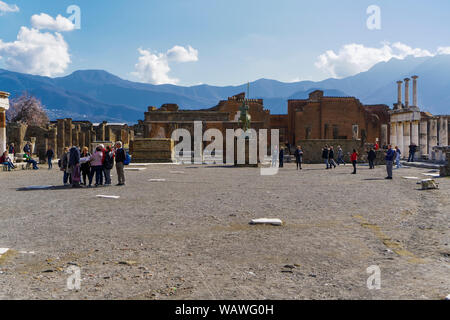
[[322, 146, 329, 169], [279, 147, 284, 168], [294, 146, 303, 170], [367, 148, 376, 169]]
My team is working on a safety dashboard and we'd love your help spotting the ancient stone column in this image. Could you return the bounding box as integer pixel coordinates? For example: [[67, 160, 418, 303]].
[[403, 121, 411, 155], [57, 119, 65, 157], [438, 117, 448, 146], [428, 119, 438, 157], [419, 120, 428, 156], [404, 78, 410, 109], [390, 122, 397, 147], [411, 120, 419, 145], [381, 124, 388, 147], [65, 118, 73, 147], [48, 127, 57, 153], [397, 122, 404, 155], [412, 75, 419, 107], [0, 91, 10, 154], [396, 81, 403, 109]]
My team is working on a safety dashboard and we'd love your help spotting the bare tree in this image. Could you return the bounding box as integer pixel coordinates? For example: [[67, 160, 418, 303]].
[[6, 92, 49, 126]]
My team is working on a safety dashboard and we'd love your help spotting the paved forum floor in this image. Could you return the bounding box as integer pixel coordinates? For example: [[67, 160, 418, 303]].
[[0, 162, 448, 300]]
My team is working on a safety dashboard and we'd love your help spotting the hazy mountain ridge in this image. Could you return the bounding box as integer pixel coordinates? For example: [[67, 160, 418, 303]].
[[0, 55, 449, 122]]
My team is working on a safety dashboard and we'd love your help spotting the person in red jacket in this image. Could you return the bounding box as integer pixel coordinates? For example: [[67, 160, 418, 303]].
[[350, 149, 358, 174]]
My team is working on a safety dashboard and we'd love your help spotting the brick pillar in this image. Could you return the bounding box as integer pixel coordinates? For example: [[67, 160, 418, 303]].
[[65, 118, 72, 147]]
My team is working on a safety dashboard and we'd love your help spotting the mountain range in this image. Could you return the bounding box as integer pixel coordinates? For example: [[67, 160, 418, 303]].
[[1, 55, 449, 123]]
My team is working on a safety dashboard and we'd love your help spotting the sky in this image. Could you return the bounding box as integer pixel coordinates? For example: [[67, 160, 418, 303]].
[[0, 0, 450, 86]]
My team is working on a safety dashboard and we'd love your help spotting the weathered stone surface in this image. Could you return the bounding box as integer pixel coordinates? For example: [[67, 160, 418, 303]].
[[132, 138, 174, 163]]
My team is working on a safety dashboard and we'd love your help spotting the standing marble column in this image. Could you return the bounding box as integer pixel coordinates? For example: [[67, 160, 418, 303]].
[[403, 121, 411, 157], [396, 81, 403, 109], [397, 122, 404, 155], [428, 119, 438, 157], [438, 117, 448, 146], [404, 78, 410, 109], [412, 76, 419, 107], [390, 122, 397, 147], [419, 120, 428, 157], [0, 91, 10, 154], [411, 120, 419, 145]]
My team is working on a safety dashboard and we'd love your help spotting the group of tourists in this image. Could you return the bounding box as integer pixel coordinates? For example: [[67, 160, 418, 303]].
[[59, 141, 127, 188], [322, 145, 346, 169]]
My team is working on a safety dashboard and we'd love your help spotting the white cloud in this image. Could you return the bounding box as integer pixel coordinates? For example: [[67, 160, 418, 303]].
[[315, 42, 435, 78], [0, 1, 19, 14], [0, 26, 71, 77], [437, 46, 450, 55], [31, 13, 75, 32], [132, 45, 199, 85], [167, 45, 198, 62]]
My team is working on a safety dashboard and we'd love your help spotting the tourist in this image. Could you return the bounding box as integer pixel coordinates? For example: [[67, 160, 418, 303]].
[[8, 143, 15, 155], [367, 147, 376, 169], [374, 140, 380, 151], [408, 144, 417, 162], [60, 147, 71, 186], [80, 147, 91, 186], [395, 146, 402, 169], [24, 152, 39, 170], [294, 145, 303, 170], [89, 145, 104, 187], [337, 146, 345, 165], [322, 145, 330, 169], [328, 146, 337, 169], [69, 146, 81, 188], [279, 147, 284, 168], [350, 149, 358, 174], [46, 147, 54, 170], [385, 145, 395, 180], [103, 145, 114, 186], [1, 151, 15, 171], [115, 141, 126, 186]]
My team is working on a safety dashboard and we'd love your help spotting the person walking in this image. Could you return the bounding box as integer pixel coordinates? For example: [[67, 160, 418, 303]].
[[279, 147, 284, 168], [408, 144, 417, 162], [115, 141, 126, 186], [322, 145, 330, 169], [80, 147, 91, 186], [350, 149, 358, 174], [337, 146, 345, 165], [328, 146, 337, 169], [46, 147, 54, 170], [395, 146, 402, 169], [89, 145, 104, 187], [103, 145, 114, 186], [294, 145, 303, 170], [367, 147, 376, 169], [385, 145, 395, 180]]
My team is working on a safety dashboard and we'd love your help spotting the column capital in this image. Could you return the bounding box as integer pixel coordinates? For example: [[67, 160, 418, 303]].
[[397, 80, 403, 84], [404, 78, 410, 82], [411, 75, 419, 80]]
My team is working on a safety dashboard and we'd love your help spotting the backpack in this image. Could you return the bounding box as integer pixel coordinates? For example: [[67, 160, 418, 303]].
[[124, 152, 131, 165]]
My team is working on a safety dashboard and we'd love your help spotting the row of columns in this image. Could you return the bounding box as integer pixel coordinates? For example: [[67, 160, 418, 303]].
[[396, 76, 419, 109], [390, 120, 420, 158]]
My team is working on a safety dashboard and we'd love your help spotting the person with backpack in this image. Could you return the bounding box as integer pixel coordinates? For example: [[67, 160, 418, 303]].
[[328, 146, 337, 169], [80, 147, 91, 186], [69, 146, 81, 188], [103, 145, 114, 186], [115, 141, 126, 186]]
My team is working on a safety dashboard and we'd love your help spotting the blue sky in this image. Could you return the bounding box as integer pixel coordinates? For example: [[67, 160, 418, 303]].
[[0, 0, 449, 86]]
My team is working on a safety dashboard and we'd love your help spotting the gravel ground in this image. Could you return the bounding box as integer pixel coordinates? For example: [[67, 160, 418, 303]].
[[0, 162, 448, 300]]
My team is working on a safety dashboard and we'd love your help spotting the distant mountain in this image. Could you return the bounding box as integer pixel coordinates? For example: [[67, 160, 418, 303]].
[[0, 55, 449, 123]]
